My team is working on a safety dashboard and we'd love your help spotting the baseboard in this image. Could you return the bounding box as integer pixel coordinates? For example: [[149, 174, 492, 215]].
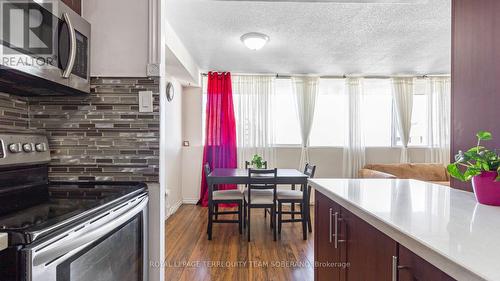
[[182, 198, 199, 204], [166, 200, 183, 219]]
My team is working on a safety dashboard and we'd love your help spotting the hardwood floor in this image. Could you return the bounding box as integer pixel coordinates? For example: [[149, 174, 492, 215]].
[[165, 205, 314, 281]]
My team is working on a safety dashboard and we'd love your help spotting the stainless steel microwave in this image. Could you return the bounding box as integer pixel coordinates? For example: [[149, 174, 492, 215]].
[[0, 0, 90, 96]]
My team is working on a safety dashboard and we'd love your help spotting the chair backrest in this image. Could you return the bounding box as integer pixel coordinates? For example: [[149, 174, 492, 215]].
[[247, 168, 277, 186], [247, 168, 277, 204], [204, 163, 211, 181], [304, 163, 316, 179], [245, 161, 268, 169]]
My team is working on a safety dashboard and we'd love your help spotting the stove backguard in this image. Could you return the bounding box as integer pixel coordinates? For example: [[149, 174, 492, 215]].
[[0, 165, 49, 217]]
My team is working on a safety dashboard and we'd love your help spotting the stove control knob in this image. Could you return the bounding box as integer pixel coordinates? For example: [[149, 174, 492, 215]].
[[22, 143, 33, 153], [8, 143, 21, 153], [35, 143, 47, 152]]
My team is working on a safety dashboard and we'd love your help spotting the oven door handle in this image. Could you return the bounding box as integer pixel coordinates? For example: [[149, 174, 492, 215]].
[[31, 195, 148, 266], [62, 12, 77, 79]]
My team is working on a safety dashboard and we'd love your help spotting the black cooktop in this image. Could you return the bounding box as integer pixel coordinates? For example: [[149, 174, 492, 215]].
[[0, 181, 146, 244]]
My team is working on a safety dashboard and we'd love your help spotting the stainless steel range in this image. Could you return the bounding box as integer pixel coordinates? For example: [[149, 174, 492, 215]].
[[0, 132, 148, 281]]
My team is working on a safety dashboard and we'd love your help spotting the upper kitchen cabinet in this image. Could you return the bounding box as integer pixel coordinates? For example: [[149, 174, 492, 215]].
[[62, 0, 81, 15], [82, 0, 149, 77]]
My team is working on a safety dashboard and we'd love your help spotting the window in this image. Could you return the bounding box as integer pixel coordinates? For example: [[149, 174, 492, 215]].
[[202, 77, 302, 146], [409, 80, 429, 146], [309, 79, 346, 147], [362, 79, 393, 147], [272, 79, 301, 145], [202, 76, 435, 149], [394, 79, 429, 146]]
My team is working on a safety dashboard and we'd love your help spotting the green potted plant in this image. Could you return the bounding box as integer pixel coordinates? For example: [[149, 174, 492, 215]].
[[448, 131, 500, 206], [251, 154, 265, 169]]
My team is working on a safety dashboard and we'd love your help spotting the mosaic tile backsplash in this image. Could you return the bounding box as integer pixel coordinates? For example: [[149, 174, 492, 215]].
[[0, 93, 29, 130], [0, 77, 160, 182]]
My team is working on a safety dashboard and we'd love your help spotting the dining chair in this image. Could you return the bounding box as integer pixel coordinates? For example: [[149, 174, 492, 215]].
[[205, 163, 244, 240], [244, 160, 272, 224], [244, 168, 278, 241], [276, 163, 316, 239]]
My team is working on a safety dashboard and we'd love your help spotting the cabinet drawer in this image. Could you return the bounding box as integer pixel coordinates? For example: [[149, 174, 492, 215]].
[[398, 245, 455, 281]]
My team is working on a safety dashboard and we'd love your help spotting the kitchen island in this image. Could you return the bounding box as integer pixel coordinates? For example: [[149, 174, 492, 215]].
[[310, 178, 500, 281]]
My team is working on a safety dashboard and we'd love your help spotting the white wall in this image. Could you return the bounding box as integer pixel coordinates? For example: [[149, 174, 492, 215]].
[[164, 77, 184, 217], [181, 86, 203, 203], [83, 0, 149, 77], [166, 21, 200, 85], [163, 19, 202, 211]]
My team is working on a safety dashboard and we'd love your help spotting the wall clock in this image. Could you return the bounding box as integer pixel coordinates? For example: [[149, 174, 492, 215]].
[[166, 82, 174, 102]]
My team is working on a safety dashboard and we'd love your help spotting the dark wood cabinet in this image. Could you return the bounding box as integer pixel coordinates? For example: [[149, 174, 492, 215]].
[[398, 245, 455, 281], [61, 0, 82, 15], [314, 191, 345, 281], [314, 192, 455, 281], [343, 208, 397, 281]]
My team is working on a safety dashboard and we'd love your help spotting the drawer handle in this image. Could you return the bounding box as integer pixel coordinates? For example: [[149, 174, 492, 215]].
[[334, 212, 339, 248], [329, 208, 333, 243], [392, 256, 398, 281]]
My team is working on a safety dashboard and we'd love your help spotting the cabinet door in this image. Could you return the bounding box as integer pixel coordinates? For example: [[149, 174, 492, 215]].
[[398, 245, 456, 281], [343, 208, 397, 281], [314, 191, 344, 281], [62, 0, 82, 15]]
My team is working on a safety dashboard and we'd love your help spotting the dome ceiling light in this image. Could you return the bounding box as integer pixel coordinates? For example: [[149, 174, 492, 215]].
[[240, 32, 270, 50]]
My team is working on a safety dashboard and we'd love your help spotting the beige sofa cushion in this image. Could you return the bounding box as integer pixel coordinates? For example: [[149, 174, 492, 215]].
[[358, 169, 397, 179], [362, 163, 450, 182]]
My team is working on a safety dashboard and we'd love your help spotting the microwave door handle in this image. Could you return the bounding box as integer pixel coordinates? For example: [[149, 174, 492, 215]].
[[62, 12, 77, 79], [31, 196, 148, 266]]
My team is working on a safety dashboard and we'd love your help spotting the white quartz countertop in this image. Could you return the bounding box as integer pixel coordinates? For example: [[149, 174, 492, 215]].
[[309, 178, 500, 281]]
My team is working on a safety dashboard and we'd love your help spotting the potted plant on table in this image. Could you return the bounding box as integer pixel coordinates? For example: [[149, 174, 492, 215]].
[[251, 154, 266, 169], [448, 131, 500, 206]]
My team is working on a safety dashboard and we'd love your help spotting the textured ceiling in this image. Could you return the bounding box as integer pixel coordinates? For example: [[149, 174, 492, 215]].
[[166, 0, 451, 75]]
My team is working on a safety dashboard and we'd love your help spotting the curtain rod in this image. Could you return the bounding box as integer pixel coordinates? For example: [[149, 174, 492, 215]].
[[200, 72, 450, 79]]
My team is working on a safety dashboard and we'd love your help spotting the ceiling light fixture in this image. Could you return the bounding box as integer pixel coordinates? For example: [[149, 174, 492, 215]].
[[240, 32, 270, 50]]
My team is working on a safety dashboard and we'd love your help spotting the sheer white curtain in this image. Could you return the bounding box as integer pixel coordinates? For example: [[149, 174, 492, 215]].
[[426, 77, 451, 164], [292, 76, 320, 169], [232, 75, 276, 168], [392, 77, 414, 163], [343, 78, 365, 178]]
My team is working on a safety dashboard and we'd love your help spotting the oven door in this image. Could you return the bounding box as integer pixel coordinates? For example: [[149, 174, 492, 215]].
[[21, 193, 148, 281]]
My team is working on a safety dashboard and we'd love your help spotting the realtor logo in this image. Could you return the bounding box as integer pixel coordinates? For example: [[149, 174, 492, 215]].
[[1, 1, 53, 55]]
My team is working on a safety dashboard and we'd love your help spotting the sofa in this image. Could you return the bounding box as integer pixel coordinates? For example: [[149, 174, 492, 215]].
[[358, 163, 450, 186]]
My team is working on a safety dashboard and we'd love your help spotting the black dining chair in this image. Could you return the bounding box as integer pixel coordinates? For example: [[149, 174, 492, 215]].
[[244, 168, 278, 241], [244, 160, 271, 223], [205, 163, 244, 240], [276, 163, 316, 239]]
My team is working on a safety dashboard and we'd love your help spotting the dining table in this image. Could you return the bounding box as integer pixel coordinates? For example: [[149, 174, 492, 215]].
[[206, 168, 310, 240]]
